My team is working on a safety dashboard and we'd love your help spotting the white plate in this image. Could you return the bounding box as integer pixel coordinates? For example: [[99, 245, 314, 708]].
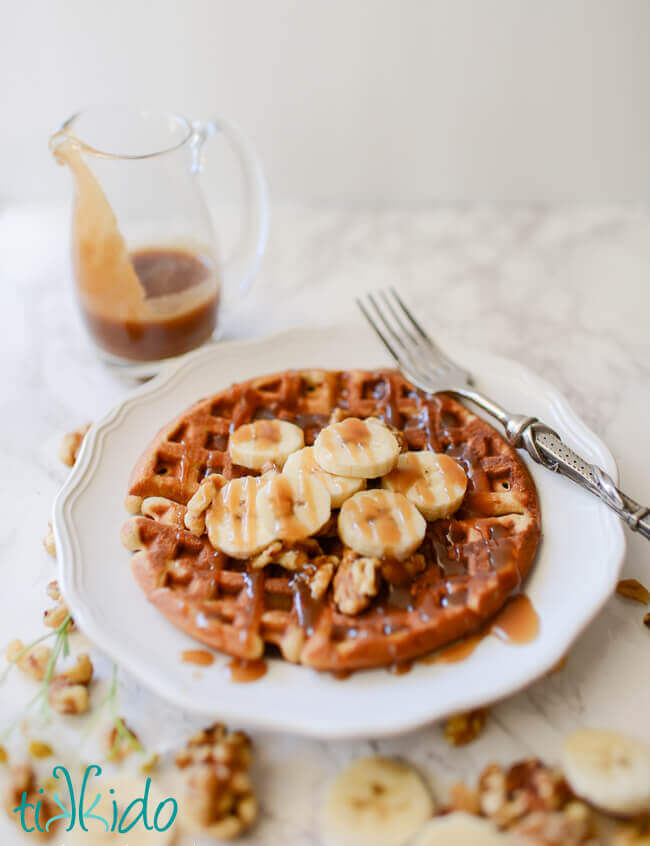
[[53, 327, 625, 739]]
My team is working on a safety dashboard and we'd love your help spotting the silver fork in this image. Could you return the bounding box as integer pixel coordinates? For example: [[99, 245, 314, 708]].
[[358, 289, 650, 540]]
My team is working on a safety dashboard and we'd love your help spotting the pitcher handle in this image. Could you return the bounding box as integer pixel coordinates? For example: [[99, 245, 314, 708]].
[[192, 117, 269, 301]]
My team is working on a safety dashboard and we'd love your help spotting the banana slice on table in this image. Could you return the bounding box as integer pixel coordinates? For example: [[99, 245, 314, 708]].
[[322, 756, 434, 846], [314, 417, 400, 479], [66, 775, 177, 845], [228, 419, 304, 470], [205, 475, 276, 558], [257, 472, 331, 542], [411, 812, 509, 845], [561, 728, 650, 816], [283, 446, 365, 507], [382, 451, 467, 520], [339, 489, 426, 560]]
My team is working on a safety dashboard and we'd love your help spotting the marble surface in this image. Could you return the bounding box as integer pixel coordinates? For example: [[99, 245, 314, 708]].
[[1, 203, 649, 844]]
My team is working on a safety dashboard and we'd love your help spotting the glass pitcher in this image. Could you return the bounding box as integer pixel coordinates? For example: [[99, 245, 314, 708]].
[[49, 105, 268, 374]]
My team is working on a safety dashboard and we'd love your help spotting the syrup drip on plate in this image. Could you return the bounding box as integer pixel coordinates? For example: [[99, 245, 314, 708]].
[[227, 657, 268, 682], [181, 649, 215, 666]]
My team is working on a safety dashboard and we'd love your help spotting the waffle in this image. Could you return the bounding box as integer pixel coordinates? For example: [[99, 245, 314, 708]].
[[122, 369, 541, 671]]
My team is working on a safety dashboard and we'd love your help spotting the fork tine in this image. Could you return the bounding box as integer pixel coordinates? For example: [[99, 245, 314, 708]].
[[388, 287, 463, 373], [355, 297, 401, 364], [366, 292, 417, 359], [388, 287, 433, 344], [379, 290, 424, 350]]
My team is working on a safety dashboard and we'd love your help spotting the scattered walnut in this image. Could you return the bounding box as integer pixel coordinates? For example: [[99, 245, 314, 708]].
[[184, 474, 227, 536], [616, 579, 650, 604], [0, 747, 7, 764], [613, 820, 650, 845], [508, 800, 596, 845], [4, 764, 58, 840], [250, 541, 284, 570], [444, 708, 489, 746], [140, 754, 160, 774], [43, 581, 72, 630], [447, 781, 481, 814], [333, 550, 382, 615], [644, 613, 650, 630], [42, 524, 56, 558], [5, 640, 52, 681], [29, 741, 53, 759], [309, 556, 339, 600], [48, 678, 89, 715], [59, 424, 91, 467], [478, 759, 573, 831], [249, 539, 323, 573], [106, 719, 141, 762], [381, 552, 426, 585], [176, 724, 256, 840], [60, 653, 93, 685]]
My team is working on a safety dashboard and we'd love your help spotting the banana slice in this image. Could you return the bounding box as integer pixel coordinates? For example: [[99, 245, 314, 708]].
[[314, 417, 400, 479], [382, 451, 467, 520], [205, 475, 276, 558], [322, 756, 434, 846], [561, 728, 650, 816], [338, 489, 426, 560], [258, 472, 331, 542], [283, 446, 366, 507], [411, 812, 508, 845], [66, 775, 177, 845], [229, 419, 304, 470]]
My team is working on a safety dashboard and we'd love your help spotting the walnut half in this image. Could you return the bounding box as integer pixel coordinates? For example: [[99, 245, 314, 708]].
[[176, 724, 257, 840], [333, 550, 382, 615]]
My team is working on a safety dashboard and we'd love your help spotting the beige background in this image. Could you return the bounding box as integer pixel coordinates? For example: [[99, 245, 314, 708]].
[[1, 0, 649, 206]]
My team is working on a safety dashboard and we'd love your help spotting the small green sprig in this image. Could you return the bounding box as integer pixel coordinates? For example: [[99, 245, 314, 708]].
[[92, 665, 144, 760], [1, 615, 72, 739]]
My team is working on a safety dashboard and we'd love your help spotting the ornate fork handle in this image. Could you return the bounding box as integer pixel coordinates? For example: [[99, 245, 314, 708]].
[[455, 390, 650, 539]]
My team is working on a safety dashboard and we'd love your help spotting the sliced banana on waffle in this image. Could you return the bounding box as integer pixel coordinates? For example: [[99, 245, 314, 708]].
[[229, 419, 304, 470], [258, 472, 331, 542], [314, 417, 400, 479], [411, 812, 508, 845], [561, 728, 650, 816], [382, 451, 467, 520], [283, 446, 366, 507], [339, 489, 426, 560], [205, 475, 276, 558], [322, 756, 434, 846]]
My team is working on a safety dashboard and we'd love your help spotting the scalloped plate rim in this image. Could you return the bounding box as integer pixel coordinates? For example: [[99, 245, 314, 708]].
[[53, 326, 626, 739]]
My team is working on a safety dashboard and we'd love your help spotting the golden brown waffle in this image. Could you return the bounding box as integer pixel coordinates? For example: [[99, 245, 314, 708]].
[[121, 369, 540, 671]]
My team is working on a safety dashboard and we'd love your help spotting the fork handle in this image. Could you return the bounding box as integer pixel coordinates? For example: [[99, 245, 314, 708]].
[[452, 391, 650, 540]]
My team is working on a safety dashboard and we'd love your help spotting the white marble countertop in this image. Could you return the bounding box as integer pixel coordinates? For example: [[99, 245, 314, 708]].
[[1, 203, 649, 844]]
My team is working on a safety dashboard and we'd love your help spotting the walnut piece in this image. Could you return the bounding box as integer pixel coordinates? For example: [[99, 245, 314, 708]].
[[309, 555, 339, 600], [184, 474, 227, 536], [106, 719, 140, 762], [43, 581, 72, 630], [508, 800, 596, 845], [176, 724, 257, 840], [5, 640, 52, 681], [444, 708, 489, 746], [333, 550, 382, 615], [4, 764, 58, 840], [479, 759, 575, 831], [616, 579, 650, 604], [59, 424, 91, 467], [48, 678, 89, 715], [60, 653, 93, 685], [42, 524, 56, 558], [613, 820, 650, 845]]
